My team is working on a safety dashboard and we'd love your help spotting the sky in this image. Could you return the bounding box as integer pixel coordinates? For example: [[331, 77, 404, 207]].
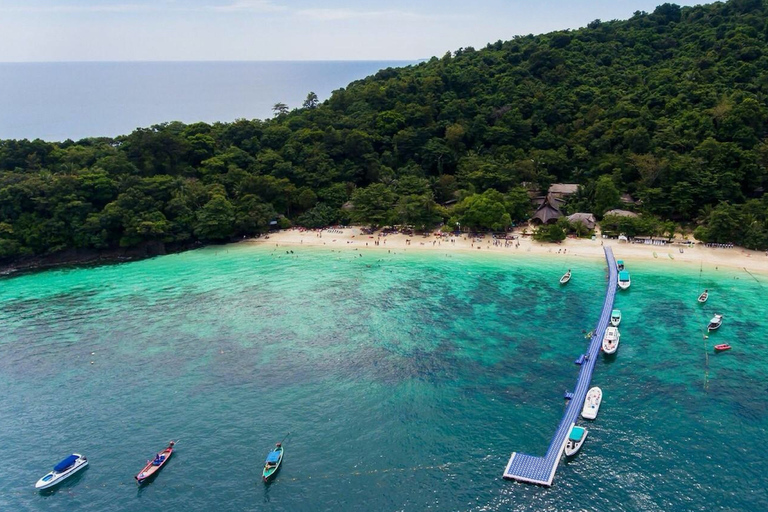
[[0, 0, 703, 62]]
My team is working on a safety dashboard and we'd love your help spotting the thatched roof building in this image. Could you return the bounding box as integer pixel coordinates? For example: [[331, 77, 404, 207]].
[[567, 213, 597, 230], [604, 209, 639, 218], [531, 194, 564, 224]]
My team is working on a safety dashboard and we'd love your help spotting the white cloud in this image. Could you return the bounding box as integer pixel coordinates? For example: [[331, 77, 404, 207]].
[[206, 0, 285, 13], [0, 1, 286, 14], [296, 8, 424, 22]]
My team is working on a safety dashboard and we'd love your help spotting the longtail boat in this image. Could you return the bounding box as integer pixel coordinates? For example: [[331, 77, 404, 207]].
[[136, 441, 175, 485], [262, 443, 284, 482]]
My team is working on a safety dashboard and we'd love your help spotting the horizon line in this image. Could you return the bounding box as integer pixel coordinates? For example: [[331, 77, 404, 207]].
[[0, 58, 425, 64]]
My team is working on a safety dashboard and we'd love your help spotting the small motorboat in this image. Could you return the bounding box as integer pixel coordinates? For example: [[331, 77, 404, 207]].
[[602, 326, 620, 354], [560, 269, 572, 285], [581, 387, 603, 420], [714, 344, 731, 352], [136, 441, 175, 485], [263, 442, 284, 482], [707, 314, 723, 332], [564, 425, 588, 456], [698, 289, 709, 303], [616, 260, 625, 271], [610, 309, 622, 327], [618, 271, 631, 290], [35, 453, 88, 490]]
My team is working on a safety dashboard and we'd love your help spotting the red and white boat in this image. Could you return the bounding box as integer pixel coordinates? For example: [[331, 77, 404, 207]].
[[714, 344, 731, 352], [136, 441, 175, 485]]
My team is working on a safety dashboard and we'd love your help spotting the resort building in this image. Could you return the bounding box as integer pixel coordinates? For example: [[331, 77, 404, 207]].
[[603, 209, 639, 218], [567, 213, 597, 230], [547, 183, 580, 199], [531, 194, 564, 224]]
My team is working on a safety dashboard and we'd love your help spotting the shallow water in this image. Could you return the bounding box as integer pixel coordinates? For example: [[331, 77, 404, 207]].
[[0, 244, 766, 511]]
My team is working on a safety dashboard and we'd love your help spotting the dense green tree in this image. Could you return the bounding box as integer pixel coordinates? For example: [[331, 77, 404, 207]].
[[349, 184, 396, 226], [594, 176, 621, 217]]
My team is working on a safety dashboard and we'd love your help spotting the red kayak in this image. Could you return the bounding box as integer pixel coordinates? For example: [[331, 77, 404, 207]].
[[136, 441, 175, 485], [714, 344, 732, 352]]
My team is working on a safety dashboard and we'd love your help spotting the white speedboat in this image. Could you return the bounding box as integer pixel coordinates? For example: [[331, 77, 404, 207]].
[[560, 269, 572, 285], [602, 326, 620, 354], [707, 314, 723, 331], [610, 309, 621, 327], [564, 425, 588, 456], [618, 271, 631, 290], [581, 387, 603, 420], [698, 289, 709, 303], [35, 454, 88, 490]]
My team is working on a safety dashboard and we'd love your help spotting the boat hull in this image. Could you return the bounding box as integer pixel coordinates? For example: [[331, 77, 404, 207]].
[[263, 446, 284, 482], [136, 444, 174, 485], [602, 327, 621, 354], [714, 344, 731, 352], [564, 426, 588, 457], [617, 281, 630, 290], [35, 455, 88, 490], [581, 387, 602, 420]]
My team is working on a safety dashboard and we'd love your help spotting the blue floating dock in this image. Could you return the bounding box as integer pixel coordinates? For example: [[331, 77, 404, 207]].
[[503, 247, 618, 486]]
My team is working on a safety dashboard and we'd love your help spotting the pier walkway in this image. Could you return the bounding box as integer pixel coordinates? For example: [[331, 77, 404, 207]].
[[503, 247, 618, 486]]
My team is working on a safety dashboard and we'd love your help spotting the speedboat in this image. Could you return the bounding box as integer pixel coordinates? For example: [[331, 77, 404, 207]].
[[35, 453, 88, 490], [263, 442, 284, 482], [707, 314, 723, 332], [714, 344, 731, 352], [564, 425, 588, 456], [560, 270, 572, 285], [610, 309, 621, 327], [136, 441, 175, 485], [616, 260, 625, 271], [602, 326, 620, 354], [581, 387, 602, 420], [618, 271, 631, 290], [698, 289, 709, 303]]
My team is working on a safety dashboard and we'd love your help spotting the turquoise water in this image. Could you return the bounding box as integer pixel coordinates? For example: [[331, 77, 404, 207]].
[[0, 244, 766, 511], [0, 61, 412, 141]]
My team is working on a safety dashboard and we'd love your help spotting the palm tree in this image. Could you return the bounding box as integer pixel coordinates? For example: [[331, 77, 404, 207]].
[[272, 103, 289, 117], [302, 92, 319, 109]]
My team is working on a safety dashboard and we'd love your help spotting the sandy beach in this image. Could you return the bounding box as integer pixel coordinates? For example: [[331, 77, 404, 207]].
[[247, 227, 768, 277]]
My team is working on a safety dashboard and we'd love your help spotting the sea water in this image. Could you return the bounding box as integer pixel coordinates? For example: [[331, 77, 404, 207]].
[[0, 244, 766, 511], [0, 61, 412, 142]]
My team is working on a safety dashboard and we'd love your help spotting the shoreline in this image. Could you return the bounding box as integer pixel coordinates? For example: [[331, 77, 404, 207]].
[[246, 227, 768, 278], [2, 227, 768, 279]]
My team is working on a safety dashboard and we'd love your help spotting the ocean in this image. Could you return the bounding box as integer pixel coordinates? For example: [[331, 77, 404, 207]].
[[0, 243, 766, 511], [0, 61, 412, 142]]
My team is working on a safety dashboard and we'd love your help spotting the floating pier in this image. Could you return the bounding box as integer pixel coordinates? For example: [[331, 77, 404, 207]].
[[503, 247, 618, 486]]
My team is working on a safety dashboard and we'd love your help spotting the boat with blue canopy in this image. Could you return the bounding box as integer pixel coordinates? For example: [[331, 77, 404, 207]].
[[618, 271, 631, 290], [564, 425, 587, 456], [262, 443, 284, 482], [610, 309, 621, 326], [35, 453, 88, 490], [616, 260, 625, 271]]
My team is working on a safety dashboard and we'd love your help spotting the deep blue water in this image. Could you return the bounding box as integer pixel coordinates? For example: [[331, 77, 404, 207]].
[[0, 61, 412, 141]]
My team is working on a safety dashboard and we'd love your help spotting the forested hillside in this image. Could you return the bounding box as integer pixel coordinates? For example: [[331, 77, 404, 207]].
[[3, 0, 768, 264]]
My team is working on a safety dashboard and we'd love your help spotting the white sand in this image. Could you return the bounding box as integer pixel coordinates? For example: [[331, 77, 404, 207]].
[[246, 227, 768, 277]]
